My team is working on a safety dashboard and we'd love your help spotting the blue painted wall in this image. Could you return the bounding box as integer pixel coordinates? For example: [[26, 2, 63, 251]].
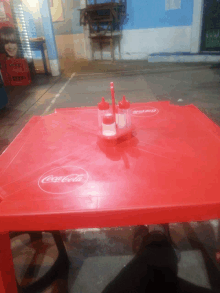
[[124, 0, 194, 29], [38, 0, 59, 60], [22, 0, 195, 40], [88, 0, 194, 29]]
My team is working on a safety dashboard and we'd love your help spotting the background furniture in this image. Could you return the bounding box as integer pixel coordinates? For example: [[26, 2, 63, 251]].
[[80, 0, 126, 60]]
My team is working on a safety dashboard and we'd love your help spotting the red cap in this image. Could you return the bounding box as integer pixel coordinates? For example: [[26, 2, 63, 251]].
[[119, 96, 130, 109], [103, 114, 115, 125], [98, 97, 109, 110]]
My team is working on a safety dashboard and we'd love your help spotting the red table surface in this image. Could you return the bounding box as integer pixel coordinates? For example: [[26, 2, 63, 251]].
[[0, 101, 220, 232]]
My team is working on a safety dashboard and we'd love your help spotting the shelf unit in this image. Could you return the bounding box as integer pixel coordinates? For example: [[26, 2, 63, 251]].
[[79, 0, 126, 60]]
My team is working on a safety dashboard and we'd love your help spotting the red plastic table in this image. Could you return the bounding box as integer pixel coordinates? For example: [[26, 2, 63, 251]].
[[1, 101, 220, 292]]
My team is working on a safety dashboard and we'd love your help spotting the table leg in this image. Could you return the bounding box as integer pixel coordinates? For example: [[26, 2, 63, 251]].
[[0, 233, 18, 293], [91, 39, 94, 60], [41, 47, 49, 75], [110, 38, 114, 61], [118, 36, 121, 60], [100, 39, 103, 61]]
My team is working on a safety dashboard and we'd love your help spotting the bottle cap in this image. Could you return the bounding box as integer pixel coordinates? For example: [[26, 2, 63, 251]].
[[119, 96, 130, 109], [102, 113, 115, 125], [98, 97, 109, 110]]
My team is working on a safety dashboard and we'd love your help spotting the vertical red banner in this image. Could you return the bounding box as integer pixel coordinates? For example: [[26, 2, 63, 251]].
[[0, 0, 31, 86]]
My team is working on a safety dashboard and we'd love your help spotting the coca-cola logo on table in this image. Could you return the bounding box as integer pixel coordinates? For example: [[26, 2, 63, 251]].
[[38, 166, 88, 194], [132, 106, 159, 117]]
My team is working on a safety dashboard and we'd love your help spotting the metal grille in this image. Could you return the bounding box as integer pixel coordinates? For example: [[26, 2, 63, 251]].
[[10, 0, 33, 61]]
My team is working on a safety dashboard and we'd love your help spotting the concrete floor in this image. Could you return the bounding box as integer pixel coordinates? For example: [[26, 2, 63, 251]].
[[1, 61, 220, 292]]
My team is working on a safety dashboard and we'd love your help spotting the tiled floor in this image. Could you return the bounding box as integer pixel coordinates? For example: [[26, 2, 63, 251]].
[[1, 61, 220, 292], [11, 223, 220, 292]]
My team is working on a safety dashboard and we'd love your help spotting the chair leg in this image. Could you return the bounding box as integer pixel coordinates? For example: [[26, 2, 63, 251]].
[[41, 47, 49, 75], [52, 231, 69, 261]]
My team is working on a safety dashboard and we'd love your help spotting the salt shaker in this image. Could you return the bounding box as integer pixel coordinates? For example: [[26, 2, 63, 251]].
[[118, 96, 131, 128], [98, 97, 110, 129], [102, 113, 116, 137]]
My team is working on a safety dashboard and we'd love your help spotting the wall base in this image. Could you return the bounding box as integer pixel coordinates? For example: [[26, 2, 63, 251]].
[[148, 54, 220, 63]]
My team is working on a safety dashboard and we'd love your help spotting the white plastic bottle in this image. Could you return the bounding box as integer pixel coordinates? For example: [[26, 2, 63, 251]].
[[118, 96, 131, 128], [102, 113, 116, 137], [98, 97, 110, 130]]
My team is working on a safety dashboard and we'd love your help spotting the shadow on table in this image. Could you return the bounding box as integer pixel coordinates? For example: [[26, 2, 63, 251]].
[[97, 135, 140, 169]]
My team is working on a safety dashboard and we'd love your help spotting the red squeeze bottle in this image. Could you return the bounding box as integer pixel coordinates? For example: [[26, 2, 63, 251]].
[[98, 97, 109, 129], [118, 96, 131, 128]]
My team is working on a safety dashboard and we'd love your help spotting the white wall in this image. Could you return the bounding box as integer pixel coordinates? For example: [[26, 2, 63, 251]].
[[91, 26, 192, 60], [121, 26, 192, 59]]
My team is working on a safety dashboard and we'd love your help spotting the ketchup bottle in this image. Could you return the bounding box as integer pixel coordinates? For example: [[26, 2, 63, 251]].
[[118, 96, 131, 128], [98, 97, 110, 129]]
